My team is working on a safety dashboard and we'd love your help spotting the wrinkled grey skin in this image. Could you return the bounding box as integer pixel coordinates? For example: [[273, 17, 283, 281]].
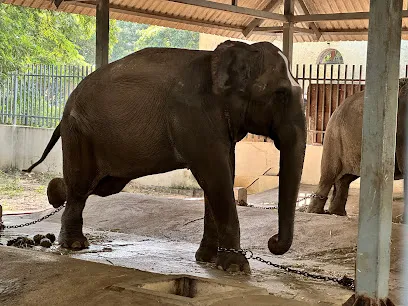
[[24, 41, 306, 273], [307, 79, 408, 216]]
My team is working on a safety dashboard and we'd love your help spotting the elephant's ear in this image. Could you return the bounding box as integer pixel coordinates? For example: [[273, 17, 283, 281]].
[[211, 40, 261, 95]]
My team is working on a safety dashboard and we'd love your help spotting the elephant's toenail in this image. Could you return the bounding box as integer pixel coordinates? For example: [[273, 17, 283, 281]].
[[71, 241, 82, 249], [227, 264, 240, 272]]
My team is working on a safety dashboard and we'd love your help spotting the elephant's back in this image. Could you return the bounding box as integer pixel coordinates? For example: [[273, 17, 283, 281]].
[[63, 48, 211, 132], [325, 91, 365, 174]]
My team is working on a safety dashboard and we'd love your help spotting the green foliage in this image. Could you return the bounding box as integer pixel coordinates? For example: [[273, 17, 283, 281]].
[[134, 25, 199, 51], [0, 4, 89, 73], [0, 4, 199, 73], [110, 21, 199, 62]]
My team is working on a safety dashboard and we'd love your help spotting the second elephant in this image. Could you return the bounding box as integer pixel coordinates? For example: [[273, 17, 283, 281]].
[[307, 79, 408, 216]]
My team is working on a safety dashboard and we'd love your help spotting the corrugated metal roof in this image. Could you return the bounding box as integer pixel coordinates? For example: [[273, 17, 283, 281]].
[[3, 0, 408, 42]]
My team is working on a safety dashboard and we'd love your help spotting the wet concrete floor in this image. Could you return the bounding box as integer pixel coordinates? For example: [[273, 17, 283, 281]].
[[1, 186, 404, 305]]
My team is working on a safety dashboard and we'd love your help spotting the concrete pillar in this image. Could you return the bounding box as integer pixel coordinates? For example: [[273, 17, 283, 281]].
[[96, 0, 109, 69], [234, 187, 247, 205], [349, 0, 403, 304], [282, 0, 294, 64]]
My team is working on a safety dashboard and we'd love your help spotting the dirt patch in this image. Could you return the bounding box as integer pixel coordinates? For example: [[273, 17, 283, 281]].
[[0, 170, 204, 212], [0, 170, 55, 212]]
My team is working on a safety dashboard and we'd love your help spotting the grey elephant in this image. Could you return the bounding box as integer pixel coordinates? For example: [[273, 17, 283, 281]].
[[23, 40, 306, 272], [307, 79, 407, 216]]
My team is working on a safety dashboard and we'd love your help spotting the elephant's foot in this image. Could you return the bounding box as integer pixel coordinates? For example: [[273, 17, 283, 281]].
[[306, 205, 326, 214], [195, 245, 218, 263], [328, 208, 347, 216], [343, 294, 395, 306], [58, 232, 89, 249], [306, 197, 328, 214], [216, 250, 250, 273]]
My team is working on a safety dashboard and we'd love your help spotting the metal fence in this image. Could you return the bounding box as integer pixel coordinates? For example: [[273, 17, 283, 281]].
[[1, 63, 407, 145], [0, 65, 94, 128], [295, 64, 408, 145]]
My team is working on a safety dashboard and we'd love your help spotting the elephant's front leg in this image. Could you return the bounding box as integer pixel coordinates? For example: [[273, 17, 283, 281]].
[[195, 196, 218, 263], [191, 158, 249, 273]]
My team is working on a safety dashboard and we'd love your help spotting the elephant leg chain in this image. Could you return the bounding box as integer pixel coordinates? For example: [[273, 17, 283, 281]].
[[218, 247, 355, 291], [247, 193, 327, 210], [0, 205, 65, 230]]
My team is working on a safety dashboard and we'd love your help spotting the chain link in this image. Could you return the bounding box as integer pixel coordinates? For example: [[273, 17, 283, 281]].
[[247, 193, 328, 210], [218, 247, 355, 291], [2, 205, 65, 229]]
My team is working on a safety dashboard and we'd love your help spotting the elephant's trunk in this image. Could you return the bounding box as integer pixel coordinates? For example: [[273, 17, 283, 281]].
[[268, 99, 306, 255]]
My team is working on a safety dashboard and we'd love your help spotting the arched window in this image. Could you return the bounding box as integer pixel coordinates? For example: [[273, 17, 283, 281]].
[[317, 48, 344, 64]]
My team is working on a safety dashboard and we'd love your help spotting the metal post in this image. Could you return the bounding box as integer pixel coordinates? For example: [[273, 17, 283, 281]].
[[404, 98, 408, 304], [96, 0, 109, 69], [12, 73, 18, 125], [351, 0, 403, 303], [283, 0, 294, 64], [0, 204, 3, 230]]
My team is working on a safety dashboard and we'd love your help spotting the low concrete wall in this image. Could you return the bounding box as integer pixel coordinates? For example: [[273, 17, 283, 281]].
[[0, 125, 403, 193], [0, 125, 63, 174], [0, 125, 200, 189]]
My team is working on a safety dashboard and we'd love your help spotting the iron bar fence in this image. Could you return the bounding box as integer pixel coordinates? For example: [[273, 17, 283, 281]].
[[0, 64, 94, 128], [1, 64, 407, 145]]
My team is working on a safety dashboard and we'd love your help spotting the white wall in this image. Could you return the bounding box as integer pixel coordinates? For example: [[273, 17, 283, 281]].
[[0, 125, 200, 189], [1, 125, 403, 194], [199, 33, 408, 77]]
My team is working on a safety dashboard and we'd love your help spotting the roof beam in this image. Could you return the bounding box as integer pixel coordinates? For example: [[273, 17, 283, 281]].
[[167, 0, 287, 22], [319, 27, 408, 35], [253, 26, 314, 34], [242, 0, 281, 38], [292, 10, 408, 22], [294, 0, 321, 40], [72, 1, 246, 34]]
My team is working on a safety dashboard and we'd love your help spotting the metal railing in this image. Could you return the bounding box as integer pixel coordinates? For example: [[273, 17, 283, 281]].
[[2, 63, 408, 146], [0, 65, 94, 128]]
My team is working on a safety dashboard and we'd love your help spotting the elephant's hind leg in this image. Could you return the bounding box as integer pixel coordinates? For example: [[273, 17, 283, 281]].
[[328, 174, 358, 216], [307, 149, 340, 214], [59, 131, 101, 250]]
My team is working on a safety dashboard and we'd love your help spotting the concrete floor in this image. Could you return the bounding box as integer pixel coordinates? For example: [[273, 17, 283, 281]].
[[0, 185, 405, 305]]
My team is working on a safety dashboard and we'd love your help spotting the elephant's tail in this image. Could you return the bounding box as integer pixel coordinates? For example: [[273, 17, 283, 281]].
[[22, 123, 61, 173]]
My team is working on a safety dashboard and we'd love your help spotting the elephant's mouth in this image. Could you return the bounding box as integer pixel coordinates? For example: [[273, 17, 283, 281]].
[[269, 129, 281, 150]]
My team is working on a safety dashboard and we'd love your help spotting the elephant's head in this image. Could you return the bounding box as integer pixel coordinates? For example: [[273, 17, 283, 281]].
[[211, 40, 307, 255]]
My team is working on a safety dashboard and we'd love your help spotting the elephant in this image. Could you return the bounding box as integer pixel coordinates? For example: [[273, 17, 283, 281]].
[[307, 78, 408, 216], [23, 40, 306, 273]]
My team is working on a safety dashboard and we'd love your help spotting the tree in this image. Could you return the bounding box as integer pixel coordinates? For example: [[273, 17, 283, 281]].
[[133, 25, 199, 51], [0, 4, 118, 74], [0, 3, 199, 74], [110, 22, 199, 62]]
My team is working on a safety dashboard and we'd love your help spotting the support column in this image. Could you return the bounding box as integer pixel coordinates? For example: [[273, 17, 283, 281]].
[[404, 65, 408, 304], [96, 0, 109, 69], [346, 0, 403, 304], [282, 0, 294, 64]]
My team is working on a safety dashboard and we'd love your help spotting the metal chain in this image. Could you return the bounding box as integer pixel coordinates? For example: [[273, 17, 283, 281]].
[[218, 247, 355, 291], [247, 193, 328, 210], [2, 205, 65, 229], [235, 193, 354, 289]]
